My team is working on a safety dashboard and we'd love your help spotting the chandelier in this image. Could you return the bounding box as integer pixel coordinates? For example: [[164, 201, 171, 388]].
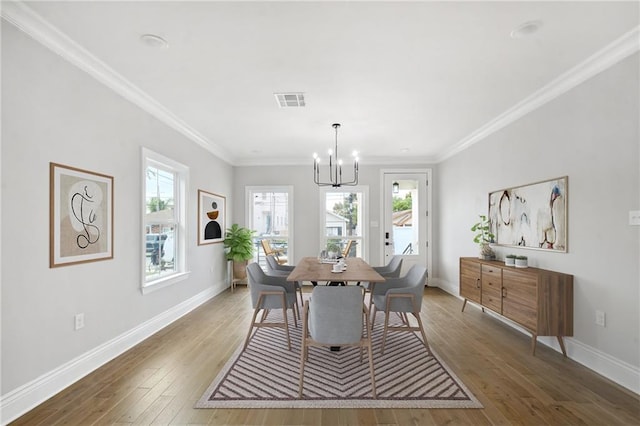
[[313, 123, 359, 187]]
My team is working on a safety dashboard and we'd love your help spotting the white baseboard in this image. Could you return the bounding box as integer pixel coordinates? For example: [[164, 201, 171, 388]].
[[433, 278, 640, 396], [0, 286, 220, 425]]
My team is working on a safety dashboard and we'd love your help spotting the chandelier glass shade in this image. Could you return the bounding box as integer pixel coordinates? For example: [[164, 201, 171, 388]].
[[313, 123, 359, 187]]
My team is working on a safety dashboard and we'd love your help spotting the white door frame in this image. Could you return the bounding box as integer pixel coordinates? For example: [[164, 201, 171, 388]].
[[380, 169, 432, 279]]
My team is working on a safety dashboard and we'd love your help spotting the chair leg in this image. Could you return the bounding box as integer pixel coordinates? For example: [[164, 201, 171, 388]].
[[299, 302, 310, 398], [297, 283, 304, 317], [367, 342, 377, 398], [292, 302, 298, 328], [381, 308, 391, 355], [363, 310, 377, 398], [281, 305, 291, 351], [371, 305, 377, 329], [414, 312, 430, 353], [243, 307, 262, 350]]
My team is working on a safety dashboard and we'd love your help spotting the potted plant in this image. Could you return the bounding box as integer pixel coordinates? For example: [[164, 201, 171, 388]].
[[515, 255, 528, 268], [471, 214, 496, 260], [223, 224, 256, 280], [505, 254, 516, 266]]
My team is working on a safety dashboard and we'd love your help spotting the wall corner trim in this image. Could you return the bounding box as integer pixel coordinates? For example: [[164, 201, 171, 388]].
[[0, 287, 219, 425]]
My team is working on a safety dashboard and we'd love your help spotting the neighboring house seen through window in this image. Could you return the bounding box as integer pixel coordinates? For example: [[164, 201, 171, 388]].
[[142, 148, 189, 292]]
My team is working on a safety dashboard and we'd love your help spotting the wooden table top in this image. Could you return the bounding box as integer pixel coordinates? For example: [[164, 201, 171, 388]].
[[287, 257, 386, 283]]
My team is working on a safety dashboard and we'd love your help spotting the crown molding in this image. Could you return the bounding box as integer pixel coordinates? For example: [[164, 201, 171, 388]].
[[233, 155, 438, 167], [436, 25, 640, 163], [1, 1, 235, 165], [2, 1, 637, 166]]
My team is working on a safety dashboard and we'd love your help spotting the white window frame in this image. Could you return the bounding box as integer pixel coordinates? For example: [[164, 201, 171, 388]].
[[246, 185, 294, 263], [319, 186, 369, 260], [141, 148, 189, 293]]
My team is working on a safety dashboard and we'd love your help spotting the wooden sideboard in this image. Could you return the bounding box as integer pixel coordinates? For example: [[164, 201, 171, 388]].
[[460, 257, 573, 356]]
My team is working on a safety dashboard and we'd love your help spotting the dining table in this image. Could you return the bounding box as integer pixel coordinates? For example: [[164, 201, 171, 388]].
[[287, 256, 385, 285]]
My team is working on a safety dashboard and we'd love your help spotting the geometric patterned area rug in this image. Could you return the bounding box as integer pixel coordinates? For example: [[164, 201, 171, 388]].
[[196, 303, 482, 409]]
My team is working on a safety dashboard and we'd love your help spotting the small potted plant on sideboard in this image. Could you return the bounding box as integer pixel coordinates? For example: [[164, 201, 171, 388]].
[[471, 214, 496, 260], [505, 254, 516, 266], [515, 255, 528, 268]]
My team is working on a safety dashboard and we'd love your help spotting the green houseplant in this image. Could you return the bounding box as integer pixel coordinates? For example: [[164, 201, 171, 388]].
[[471, 214, 496, 260], [223, 224, 256, 280]]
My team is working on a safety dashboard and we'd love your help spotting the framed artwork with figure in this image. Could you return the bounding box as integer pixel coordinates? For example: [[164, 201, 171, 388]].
[[50, 162, 114, 267], [198, 190, 225, 245]]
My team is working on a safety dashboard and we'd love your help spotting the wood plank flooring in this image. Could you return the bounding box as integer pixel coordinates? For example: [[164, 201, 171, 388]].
[[11, 286, 640, 425]]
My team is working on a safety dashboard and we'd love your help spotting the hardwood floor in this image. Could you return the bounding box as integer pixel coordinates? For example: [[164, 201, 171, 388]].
[[11, 286, 640, 425]]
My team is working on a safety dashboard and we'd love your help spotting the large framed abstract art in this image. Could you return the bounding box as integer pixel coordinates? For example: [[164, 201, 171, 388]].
[[488, 176, 567, 252], [50, 163, 114, 267], [198, 190, 226, 245]]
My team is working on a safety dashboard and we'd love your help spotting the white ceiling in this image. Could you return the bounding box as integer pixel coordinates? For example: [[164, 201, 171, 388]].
[[4, 1, 639, 165]]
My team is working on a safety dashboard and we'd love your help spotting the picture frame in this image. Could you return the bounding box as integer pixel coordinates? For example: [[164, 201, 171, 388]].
[[50, 162, 114, 267], [488, 176, 568, 252], [198, 190, 226, 245]]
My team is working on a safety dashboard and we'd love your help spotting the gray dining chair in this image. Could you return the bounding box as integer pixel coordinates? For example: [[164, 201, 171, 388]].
[[298, 286, 376, 398], [265, 254, 304, 313], [370, 264, 429, 354], [361, 255, 403, 308], [243, 263, 298, 351]]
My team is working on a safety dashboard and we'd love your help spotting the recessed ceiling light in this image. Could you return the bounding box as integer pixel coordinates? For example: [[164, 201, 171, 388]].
[[510, 20, 543, 39], [140, 34, 169, 48], [400, 148, 410, 153]]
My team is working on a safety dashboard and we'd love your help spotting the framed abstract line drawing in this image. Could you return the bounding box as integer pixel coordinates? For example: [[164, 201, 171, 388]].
[[488, 176, 568, 252], [198, 190, 225, 245], [50, 162, 114, 267]]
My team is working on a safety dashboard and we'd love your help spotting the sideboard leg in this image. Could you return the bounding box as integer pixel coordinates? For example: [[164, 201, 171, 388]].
[[461, 299, 467, 312], [531, 334, 538, 356], [557, 336, 567, 357]]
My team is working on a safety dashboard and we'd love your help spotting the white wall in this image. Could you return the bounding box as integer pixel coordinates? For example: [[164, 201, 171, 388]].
[[233, 164, 435, 268], [436, 53, 639, 385], [1, 21, 232, 405]]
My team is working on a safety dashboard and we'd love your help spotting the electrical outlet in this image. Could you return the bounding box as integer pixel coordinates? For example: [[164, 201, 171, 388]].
[[74, 313, 85, 330], [630, 210, 640, 226], [595, 310, 606, 327]]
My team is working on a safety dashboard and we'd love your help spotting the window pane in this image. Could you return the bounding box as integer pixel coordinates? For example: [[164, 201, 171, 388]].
[[145, 226, 177, 279], [323, 191, 363, 257], [324, 192, 360, 237], [145, 165, 177, 283], [392, 179, 419, 255], [249, 189, 290, 267]]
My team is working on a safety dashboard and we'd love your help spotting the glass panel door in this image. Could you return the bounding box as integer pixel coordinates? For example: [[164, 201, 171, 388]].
[[247, 186, 293, 267], [383, 172, 428, 275]]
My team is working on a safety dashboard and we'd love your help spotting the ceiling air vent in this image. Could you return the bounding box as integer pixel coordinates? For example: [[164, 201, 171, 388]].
[[274, 92, 305, 108]]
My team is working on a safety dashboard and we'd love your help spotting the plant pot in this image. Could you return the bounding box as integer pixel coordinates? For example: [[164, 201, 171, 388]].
[[232, 260, 248, 280], [515, 258, 528, 268], [479, 243, 495, 260], [505, 257, 515, 266]]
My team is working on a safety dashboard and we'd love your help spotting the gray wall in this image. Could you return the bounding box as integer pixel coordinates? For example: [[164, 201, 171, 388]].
[[436, 53, 640, 367], [1, 23, 232, 394]]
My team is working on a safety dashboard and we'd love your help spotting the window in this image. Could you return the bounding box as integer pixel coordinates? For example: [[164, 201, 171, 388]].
[[320, 187, 368, 259], [142, 148, 189, 292], [246, 186, 293, 267]]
